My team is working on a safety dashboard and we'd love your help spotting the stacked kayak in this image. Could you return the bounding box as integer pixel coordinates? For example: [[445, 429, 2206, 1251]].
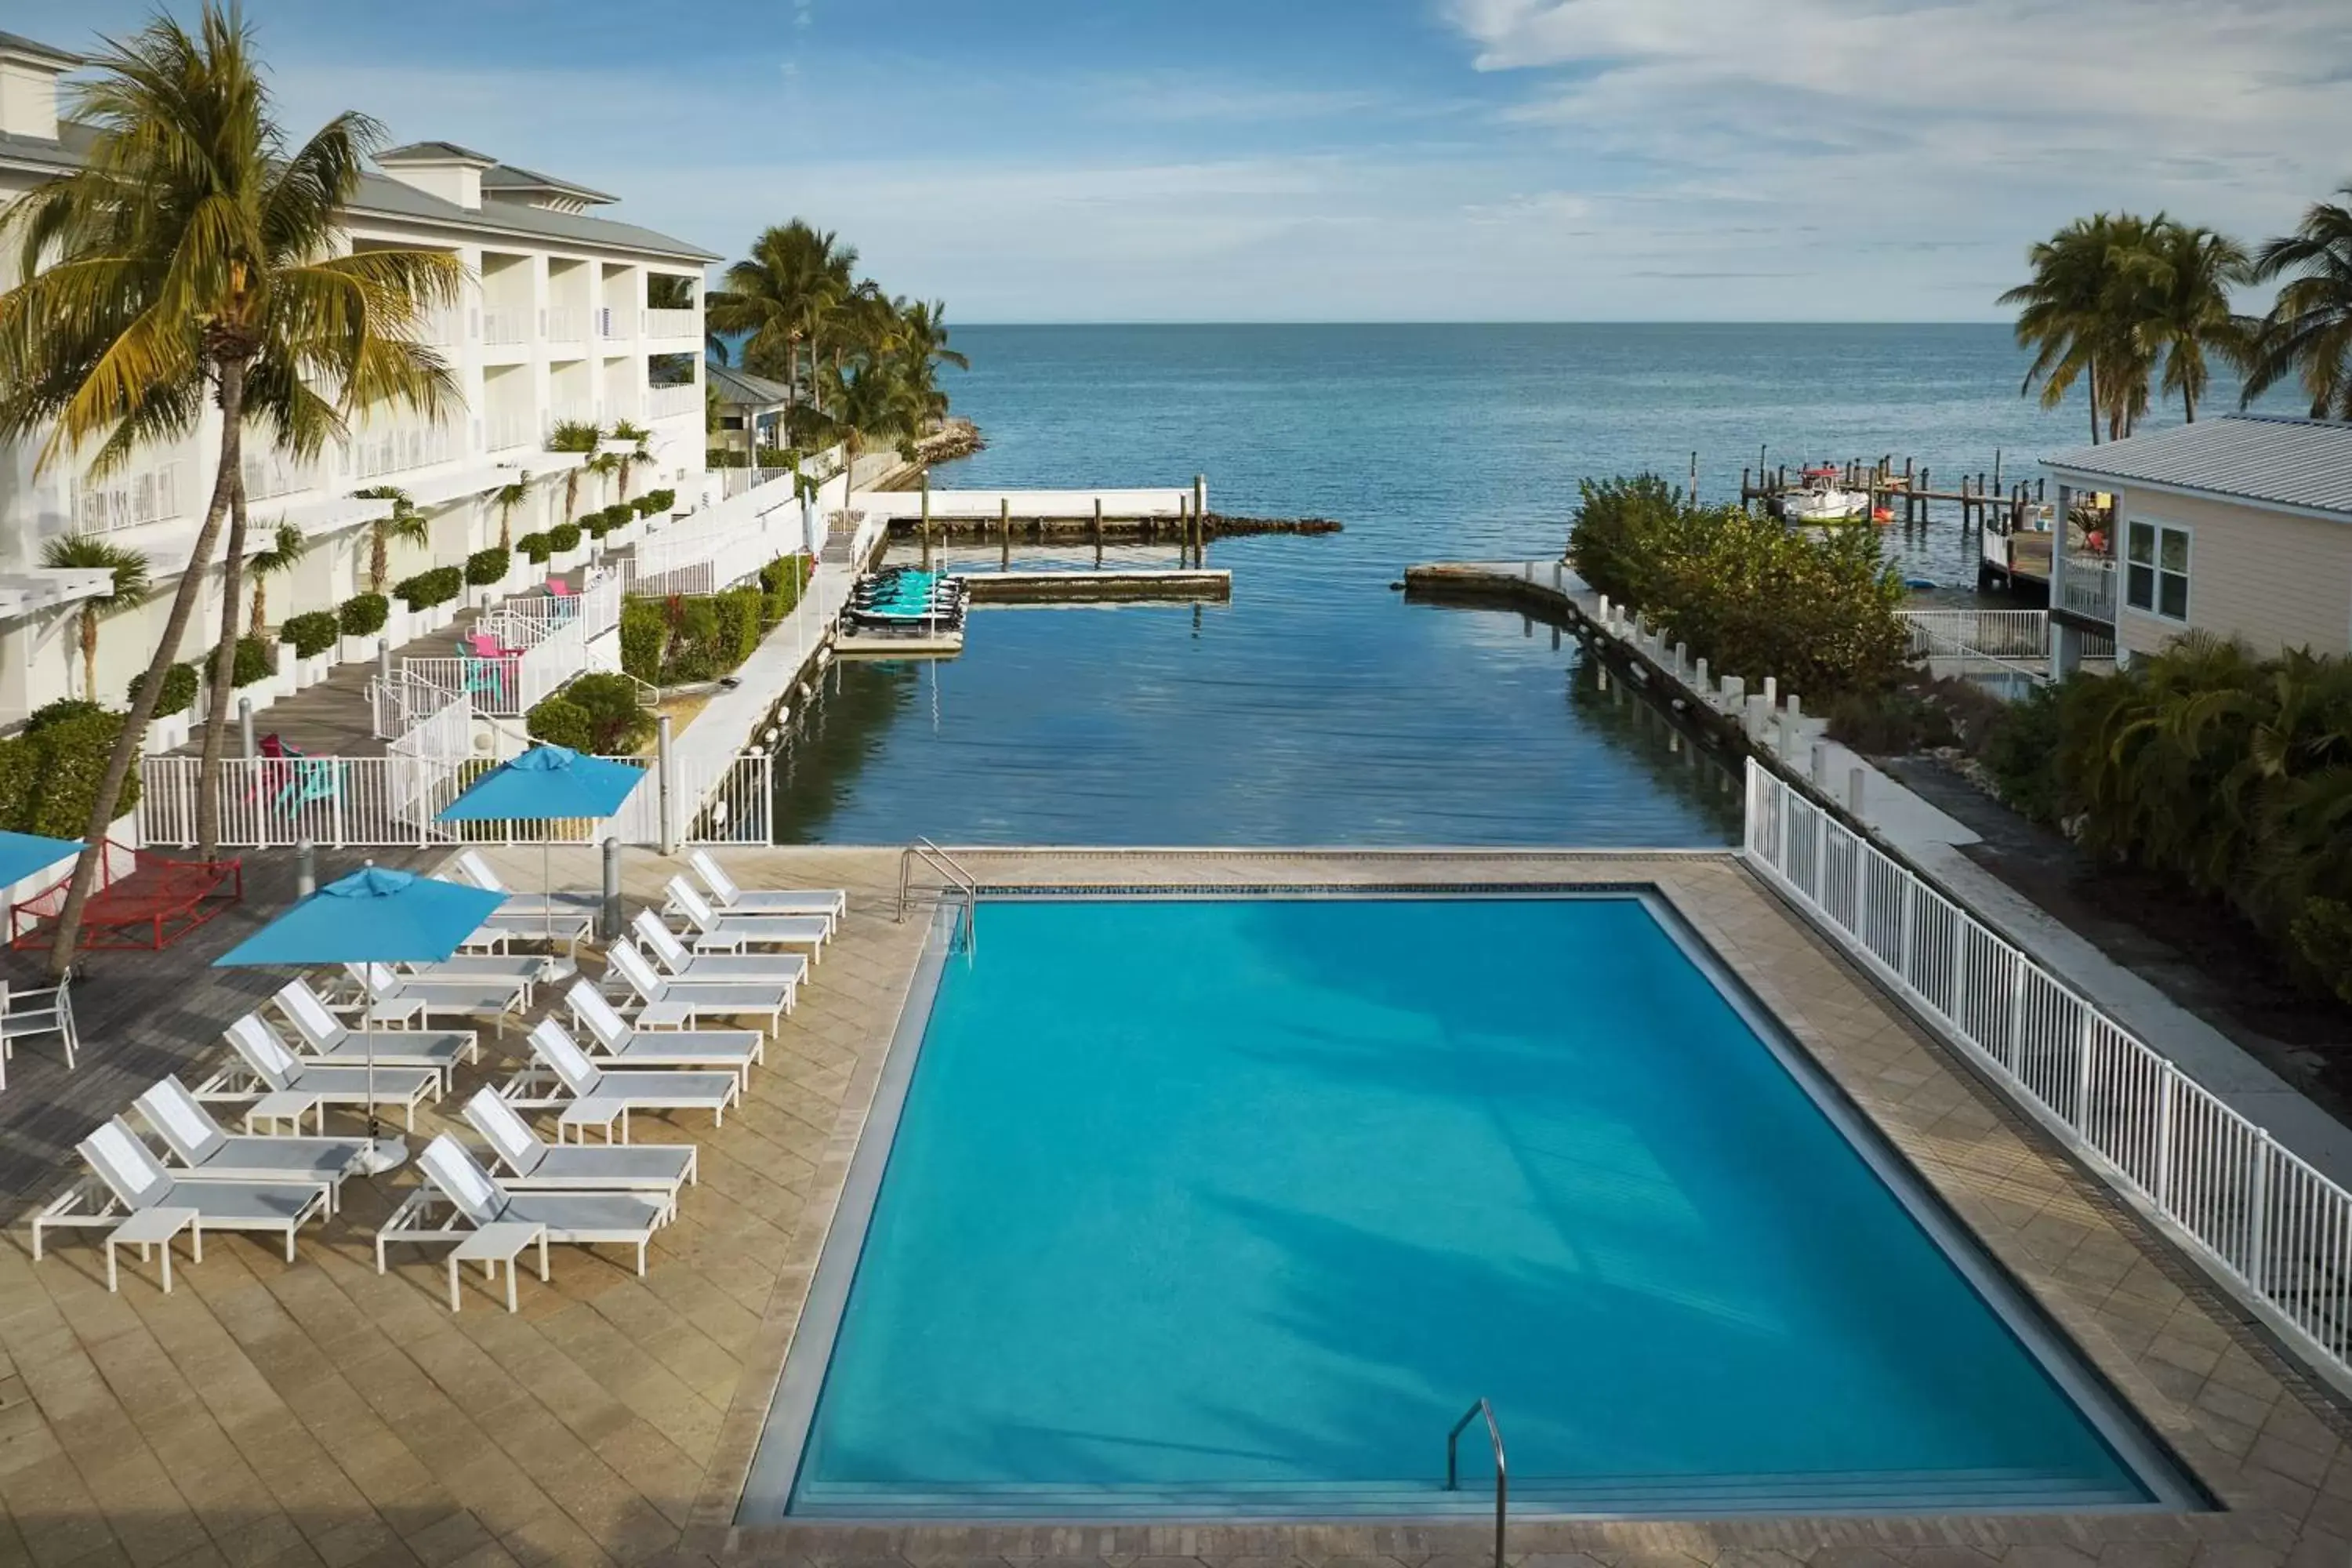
[[844, 567, 967, 633]]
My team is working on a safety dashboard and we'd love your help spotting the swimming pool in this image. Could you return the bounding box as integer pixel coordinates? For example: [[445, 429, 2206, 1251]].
[[746, 894, 2190, 1520]]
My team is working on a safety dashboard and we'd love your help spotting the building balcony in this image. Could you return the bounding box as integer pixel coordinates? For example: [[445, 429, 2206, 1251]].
[[416, 307, 465, 348], [242, 451, 328, 503], [643, 308, 698, 340], [646, 383, 700, 421], [348, 421, 461, 481], [546, 403, 597, 439], [543, 307, 585, 343], [593, 307, 626, 340], [485, 408, 536, 455], [2059, 555, 2117, 625], [72, 461, 189, 534], [481, 307, 532, 347]]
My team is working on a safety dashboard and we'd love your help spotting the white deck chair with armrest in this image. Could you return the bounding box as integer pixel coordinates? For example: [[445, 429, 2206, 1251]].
[[267, 982, 476, 1088], [344, 963, 528, 1033], [74, 1119, 330, 1264], [507, 1018, 739, 1139], [134, 1076, 369, 1213], [604, 942, 791, 1032], [462, 1087, 695, 1200], [684, 851, 846, 925], [375, 1134, 671, 1282], [662, 878, 830, 960], [0, 976, 78, 1088], [630, 909, 807, 985], [215, 1015, 440, 1131], [564, 982, 762, 1083], [452, 848, 593, 916]]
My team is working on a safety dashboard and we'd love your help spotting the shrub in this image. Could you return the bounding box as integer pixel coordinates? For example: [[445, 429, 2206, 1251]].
[[619, 599, 666, 683], [279, 611, 340, 659], [517, 532, 553, 564], [581, 513, 616, 540], [0, 710, 140, 839], [393, 566, 463, 611], [524, 695, 593, 752], [232, 635, 274, 688], [465, 547, 512, 586], [25, 699, 103, 733], [630, 495, 660, 518], [1824, 685, 1955, 755], [602, 503, 633, 528], [546, 523, 583, 554], [127, 661, 199, 717], [759, 554, 808, 621], [2292, 899, 2352, 1007], [643, 488, 675, 513], [1567, 474, 1908, 700], [1977, 680, 2067, 823], [339, 593, 390, 637]]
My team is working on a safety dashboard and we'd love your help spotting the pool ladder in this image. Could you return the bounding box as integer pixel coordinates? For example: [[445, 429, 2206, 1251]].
[[898, 837, 978, 955], [1446, 1398, 1506, 1568]]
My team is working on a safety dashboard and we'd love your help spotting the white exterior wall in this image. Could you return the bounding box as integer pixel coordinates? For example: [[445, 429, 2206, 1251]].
[[2112, 486, 2352, 662]]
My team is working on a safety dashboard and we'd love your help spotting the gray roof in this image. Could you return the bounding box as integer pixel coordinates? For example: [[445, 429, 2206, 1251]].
[[0, 31, 81, 67], [0, 121, 715, 263], [379, 140, 499, 167], [2043, 416, 2352, 519], [707, 363, 789, 406], [482, 163, 616, 205]]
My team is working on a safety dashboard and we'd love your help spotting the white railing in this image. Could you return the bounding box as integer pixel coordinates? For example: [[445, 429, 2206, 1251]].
[[594, 307, 622, 339], [385, 690, 474, 833], [603, 387, 641, 423], [417, 307, 465, 347], [367, 668, 465, 740], [483, 577, 622, 648], [546, 405, 597, 441], [485, 408, 535, 454], [73, 462, 187, 533], [647, 383, 701, 420], [1744, 760, 2352, 1382], [543, 307, 584, 342], [2062, 557, 2118, 624], [349, 422, 459, 481], [241, 450, 327, 503], [136, 749, 771, 848], [1900, 609, 2049, 660], [482, 307, 531, 346], [643, 308, 698, 340], [628, 526, 778, 598]]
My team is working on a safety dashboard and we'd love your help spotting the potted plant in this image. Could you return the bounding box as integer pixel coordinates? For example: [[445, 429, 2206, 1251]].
[[280, 611, 340, 687], [546, 521, 586, 573], [338, 592, 390, 664]]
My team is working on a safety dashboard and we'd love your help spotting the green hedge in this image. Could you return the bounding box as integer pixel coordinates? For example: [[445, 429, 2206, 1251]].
[[619, 586, 763, 684], [759, 554, 808, 622], [279, 611, 339, 659], [127, 661, 199, 717], [339, 593, 389, 637], [525, 672, 654, 755], [465, 547, 511, 586], [394, 566, 463, 611], [619, 600, 666, 684], [0, 710, 140, 839], [1568, 474, 1907, 700], [641, 488, 675, 514], [25, 699, 103, 732], [517, 532, 553, 564], [233, 636, 274, 687], [546, 523, 583, 554]]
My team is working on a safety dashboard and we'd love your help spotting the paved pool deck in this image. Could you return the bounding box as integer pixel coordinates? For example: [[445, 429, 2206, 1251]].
[[5, 847, 2351, 1568]]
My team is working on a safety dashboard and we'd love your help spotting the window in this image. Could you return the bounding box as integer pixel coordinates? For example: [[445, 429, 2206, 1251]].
[[2125, 519, 2190, 622]]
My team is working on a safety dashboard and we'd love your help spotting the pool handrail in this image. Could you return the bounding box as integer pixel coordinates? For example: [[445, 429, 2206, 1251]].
[[898, 838, 978, 954], [1444, 1396, 1505, 1568]]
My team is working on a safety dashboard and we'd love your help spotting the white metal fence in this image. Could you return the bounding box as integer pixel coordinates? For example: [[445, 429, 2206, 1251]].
[[1744, 760, 2352, 1380], [136, 750, 772, 849], [367, 669, 465, 740], [1900, 609, 2049, 659]]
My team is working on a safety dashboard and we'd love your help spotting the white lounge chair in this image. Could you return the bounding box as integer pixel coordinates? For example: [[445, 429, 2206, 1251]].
[[684, 850, 846, 925], [64, 1118, 329, 1266], [563, 983, 763, 1083], [133, 1076, 370, 1212], [209, 1015, 440, 1131], [663, 878, 830, 960], [266, 983, 477, 1088], [0, 977, 78, 1089], [376, 1133, 673, 1282], [344, 962, 528, 1033], [505, 1018, 739, 1141], [461, 1088, 696, 1200], [605, 942, 792, 1032], [631, 909, 808, 985], [451, 848, 598, 917], [447, 851, 596, 954]]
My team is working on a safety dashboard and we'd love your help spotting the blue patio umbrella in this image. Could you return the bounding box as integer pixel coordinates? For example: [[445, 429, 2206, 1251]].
[[0, 829, 86, 892], [436, 746, 646, 942], [216, 864, 505, 1171]]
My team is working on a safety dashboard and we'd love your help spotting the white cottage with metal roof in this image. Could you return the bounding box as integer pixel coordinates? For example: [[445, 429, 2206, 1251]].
[[2042, 416, 2352, 672], [0, 28, 717, 723]]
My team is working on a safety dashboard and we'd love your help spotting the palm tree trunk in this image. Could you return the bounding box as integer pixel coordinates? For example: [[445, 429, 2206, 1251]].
[[49, 358, 247, 978], [2183, 385, 2197, 423], [2088, 361, 2101, 445], [249, 574, 267, 640], [370, 526, 388, 594], [80, 610, 97, 702], [195, 465, 253, 859]]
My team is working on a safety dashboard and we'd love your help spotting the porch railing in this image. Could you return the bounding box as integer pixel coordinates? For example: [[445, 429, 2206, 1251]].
[[643, 308, 699, 340], [2061, 557, 2118, 624], [647, 383, 701, 420], [72, 463, 187, 533], [1745, 760, 2352, 1384]]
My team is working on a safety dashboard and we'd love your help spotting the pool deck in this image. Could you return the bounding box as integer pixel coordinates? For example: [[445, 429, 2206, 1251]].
[[5, 847, 2352, 1567]]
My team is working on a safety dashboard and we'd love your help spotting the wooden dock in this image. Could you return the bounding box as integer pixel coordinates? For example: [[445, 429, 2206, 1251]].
[[962, 569, 1231, 605], [1739, 454, 2049, 531]]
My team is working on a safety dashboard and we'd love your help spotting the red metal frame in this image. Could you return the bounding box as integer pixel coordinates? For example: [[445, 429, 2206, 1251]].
[[9, 843, 245, 952]]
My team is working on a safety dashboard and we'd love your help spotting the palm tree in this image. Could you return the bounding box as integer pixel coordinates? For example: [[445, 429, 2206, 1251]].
[[2125, 220, 2252, 423], [0, 5, 459, 935], [2244, 184, 2352, 419], [707, 221, 856, 428], [583, 450, 624, 510], [244, 521, 306, 637], [490, 471, 531, 551], [810, 352, 924, 515], [355, 485, 430, 592], [608, 420, 652, 499], [2000, 213, 2164, 443], [40, 535, 150, 702], [546, 419, 601, 517]]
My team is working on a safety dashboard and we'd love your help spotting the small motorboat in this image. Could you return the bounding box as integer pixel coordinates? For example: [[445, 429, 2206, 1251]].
[[1781, 482, 1871, 524]]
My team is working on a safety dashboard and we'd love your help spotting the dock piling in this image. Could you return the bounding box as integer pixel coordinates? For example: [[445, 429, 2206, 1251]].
[[1000, 497, 1011, 572]]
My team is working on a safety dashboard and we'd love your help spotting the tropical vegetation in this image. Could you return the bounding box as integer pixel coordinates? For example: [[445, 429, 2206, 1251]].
[[244, 521, 306, 637], [39, 535, 150, 703], [355, 485, 431, 593], [2241, 183, 2352, 419]]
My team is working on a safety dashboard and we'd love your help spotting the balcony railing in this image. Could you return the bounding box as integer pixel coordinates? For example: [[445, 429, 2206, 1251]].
[[349, 422, 459, 481], [481, 307, 531, 347], [543, 307, 583, 342], [593, 307, 623, 339], [2060, 556, 2118, 623], [603, 389, 641, 423], [643, 308, 698, 339], [647, 383, 701, 420], [242, 451, 326, 503], [72, 462, 187, 534], [416, 307, 465, 347], [485, 408, 535, 454], [545, 404, 597, 441]]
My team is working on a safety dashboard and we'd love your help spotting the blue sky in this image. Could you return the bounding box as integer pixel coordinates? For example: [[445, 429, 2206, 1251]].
[[16, 0, 2352, 321]]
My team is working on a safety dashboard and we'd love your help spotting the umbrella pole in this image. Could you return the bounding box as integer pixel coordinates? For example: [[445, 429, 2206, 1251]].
[[545, 840, 554, 946]]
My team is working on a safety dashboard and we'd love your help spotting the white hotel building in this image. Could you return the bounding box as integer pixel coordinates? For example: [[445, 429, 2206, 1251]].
[[0, 27, 716, 724]]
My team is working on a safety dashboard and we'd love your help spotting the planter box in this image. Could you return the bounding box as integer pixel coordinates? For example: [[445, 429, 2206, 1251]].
[[295, 652, 332, 688], [142, 712, 191, 755], [339, 633, 377, 665], [550, 548, 586, 575]]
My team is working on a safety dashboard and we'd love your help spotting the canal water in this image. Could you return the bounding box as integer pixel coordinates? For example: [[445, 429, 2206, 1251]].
[[769, 324, 2239, 847]]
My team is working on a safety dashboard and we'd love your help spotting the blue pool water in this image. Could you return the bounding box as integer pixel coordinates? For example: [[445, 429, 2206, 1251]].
[[759, 897, 2166, 1519]]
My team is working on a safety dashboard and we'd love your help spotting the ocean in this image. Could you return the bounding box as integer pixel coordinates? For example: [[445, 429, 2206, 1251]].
[[769, 323, 2242, 847]]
